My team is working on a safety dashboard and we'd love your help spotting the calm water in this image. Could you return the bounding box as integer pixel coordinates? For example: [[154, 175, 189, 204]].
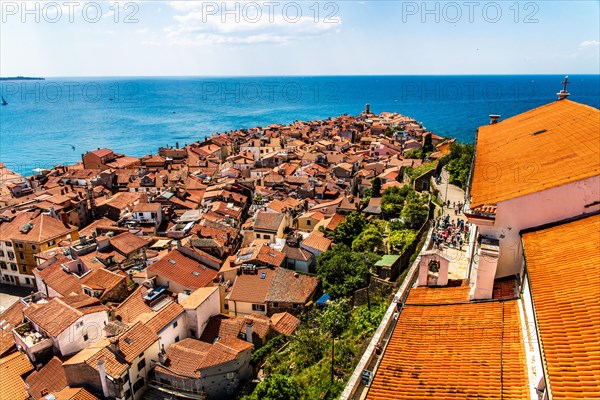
[[1, 75, 598, 175]]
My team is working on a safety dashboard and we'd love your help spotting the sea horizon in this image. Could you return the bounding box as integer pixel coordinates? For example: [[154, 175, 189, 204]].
[[1, 74, 599, 176]]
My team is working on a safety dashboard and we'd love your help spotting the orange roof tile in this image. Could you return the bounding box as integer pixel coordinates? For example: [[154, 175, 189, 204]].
[[147, 249, 218, 291], [405, 280, 470, 304], [25, 356, 68, 400], [470, 100, 600, 208], [50, 387, 99, 400], [0, 352, 34, 400], [522, 214, 600, 399], [301, 231, 332, 253], [367, 300, 529, 399]]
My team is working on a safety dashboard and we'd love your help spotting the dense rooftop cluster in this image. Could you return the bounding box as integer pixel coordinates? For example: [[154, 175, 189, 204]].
[[0, 106, 454, 400]]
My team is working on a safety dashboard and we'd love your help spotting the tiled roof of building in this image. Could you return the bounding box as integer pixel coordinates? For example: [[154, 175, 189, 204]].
[[301, 231, 332, 253], [132, 202, 161, 213], [49, 387, 99, 400], [25, 356, 68, 400], [156, 337, 252, 378], [270, 312, 300, 336], [116, 285, 152, 323], [200, 315, 244, 343], [0, 300, 25, 356], [89, 148, 113, 158], [266, 268, 318, 304], [253, 211, 285, 232], [146, 301, 184, 334], [367, 300, 529, 399], [80, 268, 125, 299], [0, 352, 34, 400], [227, 268, 275, 303], [109, 232, 148, 255], [34, 256, 82, 297], [522, 214, 600, 399], [112, 322, 158, 363], [405, 280, 471, 305], [282, 245, 313, 262], [4, 213, 76, 243], [24, 295, 107, 337], [470, 100, 600, 208], [147, 249, 218, 291]]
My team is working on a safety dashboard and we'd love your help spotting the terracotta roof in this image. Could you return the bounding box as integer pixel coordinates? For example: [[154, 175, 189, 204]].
[[146, 302, 184, 334], [522, 214, 600, 399], [266, 268, 318, 304], [24, 296, 107, 337], [116, 286, 152, 323], [109, 232, 148, 255], [301, 231, 332, 253], [282, 245, 313, 262], [470, 100, 600, 208], [0, 300, 25, 356], [405, 280, 470, 305], [80, 268, 125, 300], [147, 249, 218, 291], [25, 356, 68, 400], [367, 300, 529, 399], [156, 337, 252, 377], [112, 322, 158, 363], [89, 148, 113, 158], [254, 211, 285, 232], [227, 268, 275, 303], [200, 315, 244, 343], [270, 312, 300, 336], [49, 387, 99, 400], [255, 245, 286, 268], [4, 213, 77, 244], [34, 256, 82, 297], [132, 202, 161, 213], [0, 352, 34, 400]]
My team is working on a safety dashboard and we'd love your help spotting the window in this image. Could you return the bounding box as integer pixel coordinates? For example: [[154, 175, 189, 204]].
[[137, 359, 146, 370], [263, 235, 271, 240], [83, 333, 89, 341], [25, 278, 30, 285], [175, 336, 180, 342], [133, 378, 145, 393], [21, 265, 27, 273], [307, 220, 311, 226], [76, 321, 84, 328], [0, 251, 4, 257], [252, 304, 266, 312], [224, 303, 229, 310], [47, 240, 56, 246], [8, 252, 14, 260], [0, 262, 6, 270], [5, 241, 12, 247], [272, 303, 279, 308], [190, 329, 196, 337], [10, 264, 17, 271], [31, 245, 36, 250], [15, 243, 23, 249], [172, 321, 178, 328], [19, 253, 24, 260]]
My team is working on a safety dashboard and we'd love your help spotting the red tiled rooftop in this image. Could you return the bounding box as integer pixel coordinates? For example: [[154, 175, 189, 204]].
[[522, 214, 600, 399]]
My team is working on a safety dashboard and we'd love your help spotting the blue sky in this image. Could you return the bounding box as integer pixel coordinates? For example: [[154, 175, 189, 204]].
[[1, 1, 598, 76]]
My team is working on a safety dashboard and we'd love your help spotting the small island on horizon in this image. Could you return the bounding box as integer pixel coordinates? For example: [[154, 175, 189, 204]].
[[0, 76, 45, 81]]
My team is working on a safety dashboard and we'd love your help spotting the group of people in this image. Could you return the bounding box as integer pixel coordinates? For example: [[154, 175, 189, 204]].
[[432, 213, 469, 250], [446, 200, 464, 215]]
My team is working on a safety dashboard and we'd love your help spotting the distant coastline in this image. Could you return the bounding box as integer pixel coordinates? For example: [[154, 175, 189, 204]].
[[0, 76, 45, 81]]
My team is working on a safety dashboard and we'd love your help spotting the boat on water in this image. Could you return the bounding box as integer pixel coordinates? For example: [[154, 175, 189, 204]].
[[1, 96, 7, 106]]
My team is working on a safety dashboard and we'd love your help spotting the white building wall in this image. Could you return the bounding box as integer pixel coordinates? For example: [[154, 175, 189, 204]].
[[476, 175, 600, 278], [157, 312, 188, 351], [55, 311, 108, 356]]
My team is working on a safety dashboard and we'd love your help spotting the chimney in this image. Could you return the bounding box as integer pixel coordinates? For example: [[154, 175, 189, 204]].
[[109, 338, 120, 355], [245, 321, 253, 343], [489, 115, 501, 125], [96, 358, 110, 398]]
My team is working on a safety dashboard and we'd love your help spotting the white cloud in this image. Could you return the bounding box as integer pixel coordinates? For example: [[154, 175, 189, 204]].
[[163, 0, 341, 45], [579, 40, 600, 49]]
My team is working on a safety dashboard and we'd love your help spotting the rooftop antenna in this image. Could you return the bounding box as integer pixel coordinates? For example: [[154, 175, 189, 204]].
[[557, 75, 570, 100]]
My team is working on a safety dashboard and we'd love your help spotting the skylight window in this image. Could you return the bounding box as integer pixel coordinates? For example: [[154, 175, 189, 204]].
[[168, 259, 176, 264], [124, 337, 133, 344], [531, 129, 548, 136], [260, 272, 266, 279], [192, 271, 200, 277]]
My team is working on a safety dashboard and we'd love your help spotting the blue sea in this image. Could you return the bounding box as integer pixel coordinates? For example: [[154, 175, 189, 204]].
[[1, 75, 598, 176]]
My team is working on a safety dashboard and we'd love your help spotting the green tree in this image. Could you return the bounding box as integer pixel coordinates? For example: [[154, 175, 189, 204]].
[[388, 229, 417, 253], [423, 133, 434, 153], [332, 212, 367, 246], [401, 193, 429, 229], [445, 142, 474, 189], [317, 298, 351, 337], [351, 227, 384, 253], [316, 244, 379, 298], [371, 177, 382, 198], [244, 375, 303, 400], [381, 186, 414, 219]]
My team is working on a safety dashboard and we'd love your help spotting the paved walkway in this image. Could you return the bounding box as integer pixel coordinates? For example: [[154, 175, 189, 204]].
[[0, 284, 31, 313]]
